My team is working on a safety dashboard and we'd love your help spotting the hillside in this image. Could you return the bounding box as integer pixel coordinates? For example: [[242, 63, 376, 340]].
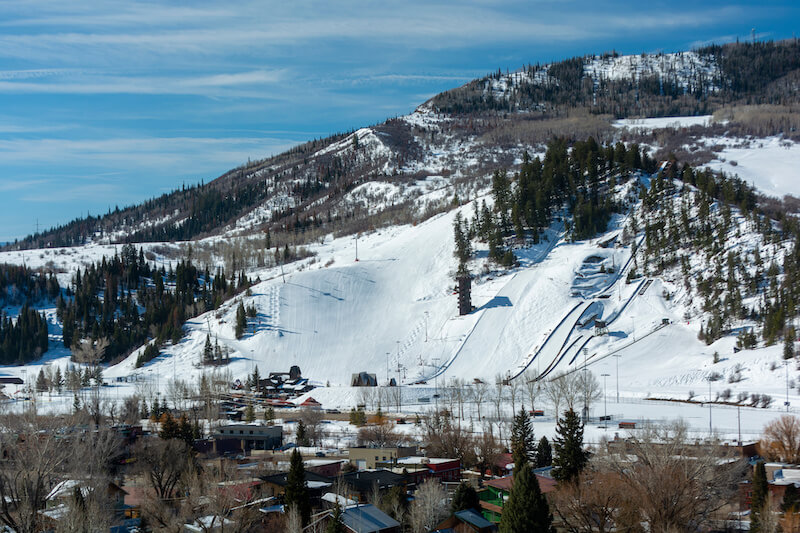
[[0, 42, 798, 441]]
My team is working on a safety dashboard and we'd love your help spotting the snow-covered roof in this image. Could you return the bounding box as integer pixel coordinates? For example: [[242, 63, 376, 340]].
[[322, 492, 357, 506], [395, 456, 456, 465], [184, 516, 234, 532]]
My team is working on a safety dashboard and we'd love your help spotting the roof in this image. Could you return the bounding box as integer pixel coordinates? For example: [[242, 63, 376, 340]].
[[396, 457, 457, 465], [185, 515, 234, 532], [454, 509, 495, 528], [260, 471, 333, 489], [341, 470, 405, 492], [300, 397, 321, 406], [484, 473, 557, 494], [322, 492, 358, 506], [341, 504, 400, 533]]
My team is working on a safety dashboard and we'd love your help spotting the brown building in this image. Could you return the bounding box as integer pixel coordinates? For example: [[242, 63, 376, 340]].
[[348, 446, 417, 470]]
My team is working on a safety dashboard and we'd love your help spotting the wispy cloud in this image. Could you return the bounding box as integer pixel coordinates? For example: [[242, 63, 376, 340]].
[[0, 69, 287, 97]]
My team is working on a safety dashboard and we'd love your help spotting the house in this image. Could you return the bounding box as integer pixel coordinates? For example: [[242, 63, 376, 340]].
[[339, 504, 400, 533], [213, 423, 282, 453], [351, 372, 378, 387], [299, 397, 322, 409], [348, 446, 417, 470], [339, 470, 407, 502], [478, 472, 557, 523], [434, 509, 498, 532], [305, 458, 348, 477], [260, 471, 333, 508], [389, 457, 461, 485]]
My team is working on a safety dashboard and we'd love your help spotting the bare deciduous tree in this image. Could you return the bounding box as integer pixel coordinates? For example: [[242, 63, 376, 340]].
[[523, 370, 541, 414], [297, 407, 325, 446], [357, 421, 405, 448], [596, 421, 745, 532], [408, 479, 448, 533], [760, 415, 800, 463], [470, 380, 489, 421], [0, 414, 74, 533], [422, 410, 476, 466]]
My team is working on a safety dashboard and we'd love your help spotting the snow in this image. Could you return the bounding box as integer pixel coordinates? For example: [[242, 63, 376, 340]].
[[613, 115, 713, 132], [703, 136, 800, 199], [1, 178, 799, 448]]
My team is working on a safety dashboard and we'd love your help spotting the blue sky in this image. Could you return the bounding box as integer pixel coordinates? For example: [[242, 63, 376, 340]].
[[0, 1, 797, 243]]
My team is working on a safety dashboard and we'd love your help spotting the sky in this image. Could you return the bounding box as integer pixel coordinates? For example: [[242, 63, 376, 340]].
[[0, 1, 797, 243]]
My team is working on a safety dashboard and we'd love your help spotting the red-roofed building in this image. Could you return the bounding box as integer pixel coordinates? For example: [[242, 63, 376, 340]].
[[299, 397, 322, 409]]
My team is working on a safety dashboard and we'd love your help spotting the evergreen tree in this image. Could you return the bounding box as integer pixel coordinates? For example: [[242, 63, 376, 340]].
[[252, 366, 261, 391], [203, 334, 213, 364], [510, 408, 536, 473], [285, 449, 311, 526], [35, 369, 47, 393], [235, 302, 247, 339], [245, 403, 255, 423], [499, 462, 553, 533], [72, 393, 81, 413], [265, 406, 275, 425], [552, 408, 588, 483], [160, 412, 179, 440], [751, 461, 768, 532], [782, 482, 800, 513], [451, 482, 481, 513], [178, 415, 194, 445], [784, 330, 796, 360], [296, 420, 309, 446], [536, 436, 553, 468], [54, 366, 63, 393], [326, 502, 346, 533]]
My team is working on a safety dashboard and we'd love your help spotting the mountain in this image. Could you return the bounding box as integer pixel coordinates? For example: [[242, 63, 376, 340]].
[[0, 40, 799, 425]]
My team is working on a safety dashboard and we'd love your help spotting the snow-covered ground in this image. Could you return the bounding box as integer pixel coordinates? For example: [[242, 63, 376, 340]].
[[1, 177, 800, 446], [613, 115, 713, 132], [703, 136, 800, 199]]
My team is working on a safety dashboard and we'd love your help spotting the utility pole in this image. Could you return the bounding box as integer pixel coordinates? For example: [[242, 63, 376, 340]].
[[432, 357, 440, 410], [708, 377, 713, 434], [785, 360, 790, 412], [613, 354, 621, 403], [737, 405, 742, 447], [355, 234, 359, 262], [602, 373, 610, 429], [582, 348, 589, 425], [386, 352, 390, 384]]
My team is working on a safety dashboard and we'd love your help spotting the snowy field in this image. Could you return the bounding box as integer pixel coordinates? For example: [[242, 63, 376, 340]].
[[703, 136, 800, 199]]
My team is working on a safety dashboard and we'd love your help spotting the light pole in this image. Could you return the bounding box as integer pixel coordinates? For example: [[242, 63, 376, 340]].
[[386, 352, 390, 384], [424, 311, 429, 342], [784, 360, 791, 412], [708, 376, 713, 434], [601, 373, 610, 429], [432, 357, 440, 410], [631, 316, 636, 341], [613, 354, 621, 403], [582, 348, 589, 425]]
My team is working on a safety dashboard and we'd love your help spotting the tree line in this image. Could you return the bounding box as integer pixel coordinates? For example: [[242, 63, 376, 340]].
[[54, 243, 251, 367], [454, 137, 655, 272]]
